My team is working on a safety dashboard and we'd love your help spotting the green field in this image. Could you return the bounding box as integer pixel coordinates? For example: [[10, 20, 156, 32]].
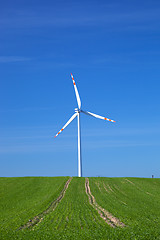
[[0, 177, 160, 239]]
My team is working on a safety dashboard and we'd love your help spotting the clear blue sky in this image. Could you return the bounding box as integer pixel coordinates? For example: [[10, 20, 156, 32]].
[[0, 0, 160, 177]]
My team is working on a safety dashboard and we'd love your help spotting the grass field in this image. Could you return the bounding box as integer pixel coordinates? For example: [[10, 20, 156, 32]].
[[0, 177, 69, 239], [0, 177, 160, 239]]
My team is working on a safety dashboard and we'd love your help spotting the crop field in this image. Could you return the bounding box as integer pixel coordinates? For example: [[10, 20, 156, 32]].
[[0, 177, 160, 239]]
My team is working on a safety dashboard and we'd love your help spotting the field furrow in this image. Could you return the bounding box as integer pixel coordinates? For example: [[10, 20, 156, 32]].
[[30, 177, 110, 239], [85, 177, 125, 228], [19, 177, 72, 229], [89, 177, 160, 238], [0, 177, 69, 238]]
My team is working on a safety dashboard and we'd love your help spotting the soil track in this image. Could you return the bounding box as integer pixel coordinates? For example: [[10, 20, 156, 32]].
[[19, 177, 72, 230], [85, 178, 125, 228]]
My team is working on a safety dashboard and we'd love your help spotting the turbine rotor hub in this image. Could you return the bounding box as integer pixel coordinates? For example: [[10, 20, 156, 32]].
[[75, 108, 81, 113]]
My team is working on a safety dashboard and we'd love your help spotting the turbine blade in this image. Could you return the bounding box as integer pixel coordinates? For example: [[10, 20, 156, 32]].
[[54, 112, 78, 138], [71, 73, 81, 109], [81, 110, 116, 123]]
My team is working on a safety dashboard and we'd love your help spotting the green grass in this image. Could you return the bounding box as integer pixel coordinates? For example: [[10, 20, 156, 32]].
[[0, 177, 69, 239], [89, 177, 160, 239], [1, 177, 160, 239]]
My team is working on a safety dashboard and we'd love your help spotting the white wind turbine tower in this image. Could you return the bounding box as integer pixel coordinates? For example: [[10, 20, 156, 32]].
[[54, 73, 116, 177]]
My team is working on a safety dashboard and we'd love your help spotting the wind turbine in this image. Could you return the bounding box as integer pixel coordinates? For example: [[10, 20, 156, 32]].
[[54, 73, 115, 177]]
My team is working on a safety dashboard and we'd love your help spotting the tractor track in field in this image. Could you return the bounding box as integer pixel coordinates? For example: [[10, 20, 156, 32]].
[[85, 178, 125, 228], [19, 177, 72, 230]]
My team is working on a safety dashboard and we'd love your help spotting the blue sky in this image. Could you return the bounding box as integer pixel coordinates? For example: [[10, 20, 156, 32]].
[[0, 0, 160, 177]]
